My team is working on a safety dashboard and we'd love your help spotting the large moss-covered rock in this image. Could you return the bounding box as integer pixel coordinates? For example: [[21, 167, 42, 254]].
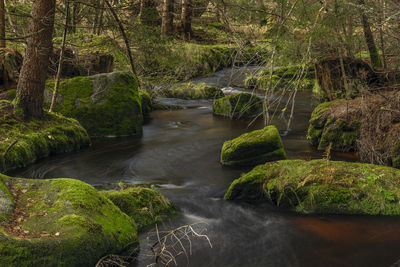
[[157, 82, 224, 100], [0, 101, 90, 173], [221, 125, 287, 167], [100, 187, 177, 231], [45, 71, 143, 137], [225, 159, 400, 215], [212, 93, 262, 119], [0, 174, 138, 267], [307, 100, 360, 151]]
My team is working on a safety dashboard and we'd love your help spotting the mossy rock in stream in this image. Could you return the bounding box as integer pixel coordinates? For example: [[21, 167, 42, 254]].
[[157, 82, 225, 100], [0, 174, 138, 267], [221, 125, 287, 167], [225, 159, 400, 215], [44, 71, 143, 137], [100, 187, 177, 231], [0, 100, 90, 173], [212, 93, 262, 119], [307, 100, 360, 151]]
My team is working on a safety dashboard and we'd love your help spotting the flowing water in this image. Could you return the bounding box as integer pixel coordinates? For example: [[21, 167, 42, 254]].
[[11, 67, 400, 267]]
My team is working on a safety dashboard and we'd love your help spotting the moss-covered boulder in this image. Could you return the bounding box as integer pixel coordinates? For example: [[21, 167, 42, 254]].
[[45, 71, 143, 137], [221, 125, 287, 167], [100, 187, 176, 231], [225, 159, 400, 215], [157, 82, 224, 100], [307, 100, 360, 151], [212, 93, 262, 119], [0, 174, 138, 266], [0, 101, 90, 173]]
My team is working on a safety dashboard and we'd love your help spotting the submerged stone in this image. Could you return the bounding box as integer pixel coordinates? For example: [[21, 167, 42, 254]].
[[221, 125, 287, 167], [212, 92, 262, 119], [225, 159, 400, 215], [0, 100, 90, 173], [45, 71, 143, 137]]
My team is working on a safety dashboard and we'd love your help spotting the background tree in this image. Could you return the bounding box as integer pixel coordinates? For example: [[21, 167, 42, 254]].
[[13, 0, 56, 118]]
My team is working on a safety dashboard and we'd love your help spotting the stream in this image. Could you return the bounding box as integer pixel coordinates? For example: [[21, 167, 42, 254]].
[[11, 67, 400, 267]]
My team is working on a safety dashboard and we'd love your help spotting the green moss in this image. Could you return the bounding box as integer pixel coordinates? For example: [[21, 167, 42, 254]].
[[225, 159, 400, 215], [244, 65, 315, 91], [6, 90, 16, 100], [139, 89, 153, 117], [100, 187, 177, 231], [157, 82, 224, 100], [0, 101, 90, 173], [212, 93, 263, 119], [46, 72, 143, 137], [221, 125, 287, 167], [0, 175, 138, 267]]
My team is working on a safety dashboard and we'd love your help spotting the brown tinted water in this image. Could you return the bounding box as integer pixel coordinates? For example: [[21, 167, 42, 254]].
[[11, 67, 400, 267]]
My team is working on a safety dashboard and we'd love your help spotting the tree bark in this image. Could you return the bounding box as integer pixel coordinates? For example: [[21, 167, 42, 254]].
[[14, 0, 56, 118], [0, 0, 5, 48], [161, 0, 174, 37], [181, 0, 192, 39], [358, 0, 382, 68]]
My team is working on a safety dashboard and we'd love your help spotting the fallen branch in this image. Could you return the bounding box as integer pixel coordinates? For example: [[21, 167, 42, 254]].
[[2, 140, 18, 158]]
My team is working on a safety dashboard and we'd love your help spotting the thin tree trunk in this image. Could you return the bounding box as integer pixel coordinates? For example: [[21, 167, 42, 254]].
[[72, 1, 79, 33], [181, 0, 192, 39], [0, 0, 5, 48], [93, 0, 100, 34], [104, 0, 137, 77], [161, 0, 174, 37], [14, 0, 56, 118], [358, 0, 382, 68], [50, 0, 70, 113], [96, 0, 105, 35]]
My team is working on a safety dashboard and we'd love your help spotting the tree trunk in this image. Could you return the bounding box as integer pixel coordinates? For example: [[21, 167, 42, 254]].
[[71, 1, 79, 33], [181, 0, 192, 39], [50, 0, 70, 113], [93, 0, 100, 34], [0, 0, 5, 48], [97, 0, 105, 35], [14, 0, 56, 118], [161, 0, 174, 37], [358, 0, 382, 68]]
